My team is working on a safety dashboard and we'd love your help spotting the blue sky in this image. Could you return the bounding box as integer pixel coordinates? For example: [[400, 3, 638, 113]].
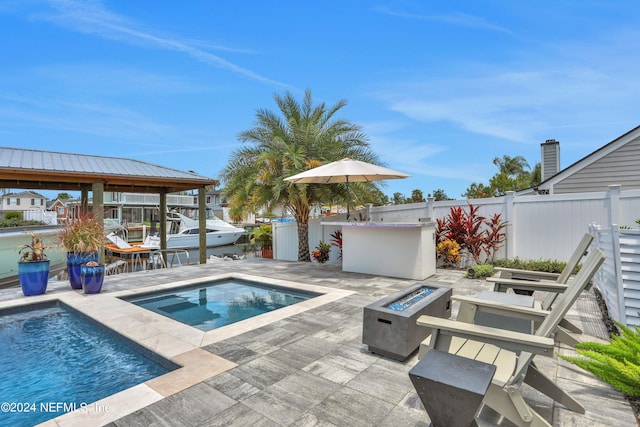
[[1, 1, 639, 200]]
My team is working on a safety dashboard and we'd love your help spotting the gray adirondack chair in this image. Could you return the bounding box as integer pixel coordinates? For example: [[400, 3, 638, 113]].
[[483, 233, 594, 345], [416, 247, 606, 427]]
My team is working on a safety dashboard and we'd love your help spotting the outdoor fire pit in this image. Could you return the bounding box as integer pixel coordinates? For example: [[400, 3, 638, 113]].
[[362, 283, 452, 361]]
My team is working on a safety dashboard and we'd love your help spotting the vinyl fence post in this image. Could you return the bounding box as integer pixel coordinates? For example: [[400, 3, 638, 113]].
[[608, 184, 621, 227], [610, 224, 627, 325], [427, 197, 435, 221], [505, 191, 516, 259]]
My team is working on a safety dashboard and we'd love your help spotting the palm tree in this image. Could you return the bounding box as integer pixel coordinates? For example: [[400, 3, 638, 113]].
[[492, 155, 530, 177], [221, 89, 381, 261]]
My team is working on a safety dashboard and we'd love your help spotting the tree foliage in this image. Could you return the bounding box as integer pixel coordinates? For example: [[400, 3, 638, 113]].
[[429, 188, 452, 201], [221, 89, 381, 261], [463, 154, 541, 198]]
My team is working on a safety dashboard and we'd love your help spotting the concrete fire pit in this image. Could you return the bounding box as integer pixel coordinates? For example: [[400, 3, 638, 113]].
[[362, 283, 452, 361]]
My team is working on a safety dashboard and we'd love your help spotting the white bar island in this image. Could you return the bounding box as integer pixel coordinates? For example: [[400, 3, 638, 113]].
[[325, 221, 436, 280]]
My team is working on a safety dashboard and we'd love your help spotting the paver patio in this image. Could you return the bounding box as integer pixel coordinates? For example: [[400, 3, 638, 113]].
[[0, 258, 635, 426]]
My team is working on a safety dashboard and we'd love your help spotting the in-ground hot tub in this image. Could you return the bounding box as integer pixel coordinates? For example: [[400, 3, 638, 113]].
[[362, 283, 452, 361]]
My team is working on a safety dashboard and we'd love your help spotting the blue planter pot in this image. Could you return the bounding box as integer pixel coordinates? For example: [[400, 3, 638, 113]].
[[67, 252, 99, 290], [18, 260, 50, 296], [81, 263, 105, 294]]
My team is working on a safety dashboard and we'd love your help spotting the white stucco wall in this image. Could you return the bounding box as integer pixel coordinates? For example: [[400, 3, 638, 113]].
[[339, 222, 436, 280]]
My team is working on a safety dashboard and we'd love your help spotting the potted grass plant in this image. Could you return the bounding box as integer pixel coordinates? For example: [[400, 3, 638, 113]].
[[17, 232, 51, 296], [58, 215, 105, 290]]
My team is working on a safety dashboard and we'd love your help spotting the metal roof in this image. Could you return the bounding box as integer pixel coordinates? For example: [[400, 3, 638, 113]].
[[0, 147, 215, 193]]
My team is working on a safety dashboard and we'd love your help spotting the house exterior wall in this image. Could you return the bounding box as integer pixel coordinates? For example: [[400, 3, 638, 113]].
[[0, 192, 46, 213], [552, 134, 640, 194], [48, 200, 69, 222]]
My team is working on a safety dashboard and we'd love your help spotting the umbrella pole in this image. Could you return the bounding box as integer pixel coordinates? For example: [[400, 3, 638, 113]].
[[346, 176, 350, 219]]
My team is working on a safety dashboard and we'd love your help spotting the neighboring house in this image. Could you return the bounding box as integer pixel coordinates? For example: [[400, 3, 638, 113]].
[[0, 191, 47, 214], [535, 125, 640, 194], [47, 198, 70, 222]]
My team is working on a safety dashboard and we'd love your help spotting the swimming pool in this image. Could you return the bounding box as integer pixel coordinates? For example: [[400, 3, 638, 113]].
[[123, 277, 321, 331], [0, 302, 177, 427]]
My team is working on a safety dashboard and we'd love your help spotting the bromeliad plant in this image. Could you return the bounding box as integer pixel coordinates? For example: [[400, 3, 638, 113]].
[[18, 232, 50, 262], [312, 240, 331, 264]]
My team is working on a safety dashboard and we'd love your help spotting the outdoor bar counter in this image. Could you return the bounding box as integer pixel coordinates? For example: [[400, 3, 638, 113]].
[[325, 221, 436, 280]]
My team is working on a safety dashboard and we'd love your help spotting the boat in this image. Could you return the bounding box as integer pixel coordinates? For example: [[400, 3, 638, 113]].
[[0, 226, 67, 289], [144, 212, 245, 249]]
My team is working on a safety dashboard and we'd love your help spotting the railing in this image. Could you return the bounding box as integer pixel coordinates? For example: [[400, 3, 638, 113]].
[[103, 192, 197, 206]]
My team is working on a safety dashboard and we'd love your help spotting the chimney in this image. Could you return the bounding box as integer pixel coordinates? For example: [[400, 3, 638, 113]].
[[541, 139, 560, 180]]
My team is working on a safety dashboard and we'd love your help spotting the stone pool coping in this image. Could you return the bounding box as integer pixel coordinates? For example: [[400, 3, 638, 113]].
[[0, 273, 353, 426]]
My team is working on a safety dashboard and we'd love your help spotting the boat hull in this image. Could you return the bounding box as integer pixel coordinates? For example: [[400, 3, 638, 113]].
[[165, 230, 244, 249], [161, 212, 246, 249]]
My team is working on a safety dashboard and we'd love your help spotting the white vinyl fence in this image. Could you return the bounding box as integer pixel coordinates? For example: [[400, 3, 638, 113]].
[[275, 185, 640, 264], [273, 215, 345, 264], [591, 224, 640, 327], [23, 209, 58, 225], [272, 184, 640, 326]]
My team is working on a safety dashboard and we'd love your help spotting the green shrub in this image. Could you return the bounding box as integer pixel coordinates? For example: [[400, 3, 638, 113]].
[[0, 218, 46, 228], [559, 318, 640, 398], [3, 211, 21, 220], [466, 264, 494, 279], [492, 257, 575, 274]]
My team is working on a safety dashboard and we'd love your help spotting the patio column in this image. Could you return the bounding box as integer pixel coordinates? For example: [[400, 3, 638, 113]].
[[159, 190, 167, 251], [198, 187, 207, 264], [92, 181, 105, 264]]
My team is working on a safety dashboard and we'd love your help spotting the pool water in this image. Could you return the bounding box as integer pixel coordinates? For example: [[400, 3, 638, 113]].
[[0, 303, 176, 427], [124, 278, 320, 331]]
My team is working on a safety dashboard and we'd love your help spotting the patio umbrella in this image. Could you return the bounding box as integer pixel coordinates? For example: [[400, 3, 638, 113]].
[[284, 158, 410, 217]]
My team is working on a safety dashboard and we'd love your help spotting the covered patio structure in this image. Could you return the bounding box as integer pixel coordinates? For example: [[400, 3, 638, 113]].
[[0, 147, 215, 264]]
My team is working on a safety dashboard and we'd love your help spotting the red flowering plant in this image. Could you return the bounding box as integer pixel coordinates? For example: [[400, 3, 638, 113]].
[[329, 230, 342, 260], [311, 240, 331, 264], [435, 203, 508, 265]]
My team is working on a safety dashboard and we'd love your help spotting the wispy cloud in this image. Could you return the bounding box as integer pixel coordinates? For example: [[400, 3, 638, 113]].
[[375, 48, 640, 145], [363, 121, 483, 183], [375, 6, 513, 34], [31, 0, 290, 88]]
